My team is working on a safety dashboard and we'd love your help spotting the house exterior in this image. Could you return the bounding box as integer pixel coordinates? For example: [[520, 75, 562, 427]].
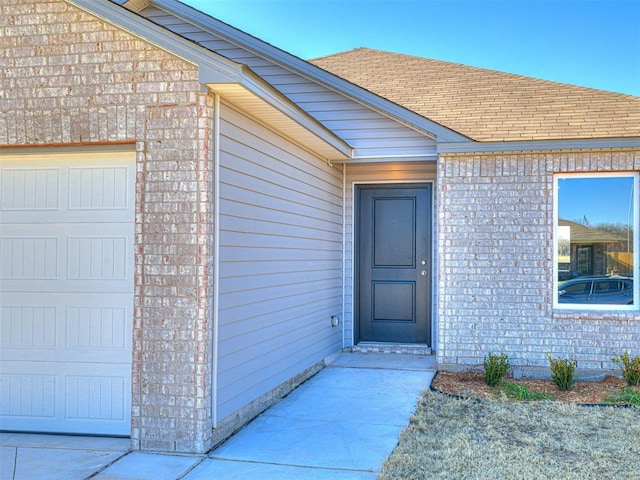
[[557, 219, 629, 279], [1, 0, 638, 454]]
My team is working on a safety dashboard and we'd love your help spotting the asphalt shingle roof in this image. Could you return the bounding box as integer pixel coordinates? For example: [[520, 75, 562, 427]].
[[559, 219, 625, 244], [310, 48, 640, 142]]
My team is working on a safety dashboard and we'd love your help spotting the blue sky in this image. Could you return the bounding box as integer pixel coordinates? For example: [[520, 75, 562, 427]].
[[182, 0, 640, 96], [559, 177, 635, 227]]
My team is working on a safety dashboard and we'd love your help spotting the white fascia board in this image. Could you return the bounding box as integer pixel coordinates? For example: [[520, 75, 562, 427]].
[[438, 137, 640, 155], [67, 0, 352, 160], [331, 154, 438, 165], [148, 0, 470, 143]]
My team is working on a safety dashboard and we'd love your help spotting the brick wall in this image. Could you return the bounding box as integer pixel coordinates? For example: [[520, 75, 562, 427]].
[[437, 149, 640, 377], [1, 0, 215, 453]]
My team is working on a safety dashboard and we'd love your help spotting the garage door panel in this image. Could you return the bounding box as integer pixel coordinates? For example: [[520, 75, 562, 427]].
[[1, 166, 61, 212], [0, 236, 58, 280], [68, 235, 130, 281], [2, 225, 133, 293], [1, 364, 130, 435], [0, 373, 56, 418], [1, 161, 134, 224], [1, 295, 132, 363], [0, 151, 134, 436], [0, 304, 57, 348], [66, 305, 129, 351], [69, 165, 130, 211]]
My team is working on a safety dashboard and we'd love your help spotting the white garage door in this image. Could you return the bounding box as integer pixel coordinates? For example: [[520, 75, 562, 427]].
[[0, 150, 135, 436]]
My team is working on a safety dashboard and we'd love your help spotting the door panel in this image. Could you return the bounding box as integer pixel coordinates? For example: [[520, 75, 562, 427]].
[[357, 184, 431, 344], [373, 198, 415, 267], [373, 282, 415, 321]]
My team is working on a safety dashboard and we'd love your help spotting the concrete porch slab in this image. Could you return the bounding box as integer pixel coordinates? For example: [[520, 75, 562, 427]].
[[328, 351, 436, 370]]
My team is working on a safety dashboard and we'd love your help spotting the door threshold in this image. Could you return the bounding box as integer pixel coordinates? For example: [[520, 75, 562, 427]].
[[351, 343, 432, 355]]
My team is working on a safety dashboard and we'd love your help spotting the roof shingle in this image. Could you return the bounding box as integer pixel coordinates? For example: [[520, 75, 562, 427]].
[[310, 48, 640, 142]]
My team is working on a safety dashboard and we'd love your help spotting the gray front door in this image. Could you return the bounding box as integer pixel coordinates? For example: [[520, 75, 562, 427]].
[[356, 184, 431, 344]]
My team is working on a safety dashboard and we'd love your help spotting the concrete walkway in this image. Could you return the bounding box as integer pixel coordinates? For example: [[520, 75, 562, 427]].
[[1, 353, 436, 480]]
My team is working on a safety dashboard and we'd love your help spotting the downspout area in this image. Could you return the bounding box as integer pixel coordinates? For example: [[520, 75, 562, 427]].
[[211, 92, 221, 428], [342, 162, 347, 349]]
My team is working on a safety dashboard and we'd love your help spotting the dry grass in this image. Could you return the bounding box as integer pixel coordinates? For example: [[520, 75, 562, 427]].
[[379, 391, 640, 480]]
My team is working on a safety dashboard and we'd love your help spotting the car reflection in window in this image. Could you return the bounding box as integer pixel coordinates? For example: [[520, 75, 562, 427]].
[[558, 277, 633, 305]]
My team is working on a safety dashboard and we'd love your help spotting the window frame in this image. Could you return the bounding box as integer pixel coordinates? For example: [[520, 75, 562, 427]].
[[553, 172, 639, 311]]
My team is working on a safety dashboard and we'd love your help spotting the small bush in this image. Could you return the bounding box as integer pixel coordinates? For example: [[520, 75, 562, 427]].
[[547, 354, 576, 391], [604, 387, 640, 406], [483, 353, 510, 387], [500, 381, 553, 401], [611, 351, 640, 387]]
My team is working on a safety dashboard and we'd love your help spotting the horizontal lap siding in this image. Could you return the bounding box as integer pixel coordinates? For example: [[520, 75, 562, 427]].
[[252, 78, 436, 158], [217, 103, 343, 420], [344, 162, 438, 347], [140, 6, 435, 157]]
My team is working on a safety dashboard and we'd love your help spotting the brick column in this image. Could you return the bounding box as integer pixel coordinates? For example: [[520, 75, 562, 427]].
[[131, 93, 215, 453]]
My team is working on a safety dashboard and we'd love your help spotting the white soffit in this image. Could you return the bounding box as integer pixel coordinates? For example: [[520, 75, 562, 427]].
[[211, 76, 353, 160], [67, 0, 352, 161]]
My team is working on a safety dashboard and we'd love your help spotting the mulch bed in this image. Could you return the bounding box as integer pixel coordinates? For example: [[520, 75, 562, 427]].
[[431, 370, 636, 404]]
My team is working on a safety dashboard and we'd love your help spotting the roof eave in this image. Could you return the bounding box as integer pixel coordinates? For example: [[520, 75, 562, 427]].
[[210, 66, 353, 160], [438, 137, 640, 155], [146, 0, 470, 143]]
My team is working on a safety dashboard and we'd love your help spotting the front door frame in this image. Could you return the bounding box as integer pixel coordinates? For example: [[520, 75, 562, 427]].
[[353, 181, 435, 346]]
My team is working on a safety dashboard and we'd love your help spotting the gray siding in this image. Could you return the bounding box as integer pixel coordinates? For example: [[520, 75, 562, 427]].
[[217, 102, 343, 420], [344, 162, 438, 348], [141, 6, 436, 158]]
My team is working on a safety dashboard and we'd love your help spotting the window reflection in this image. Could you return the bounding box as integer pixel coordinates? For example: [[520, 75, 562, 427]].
[[556, 175, 636, 306]]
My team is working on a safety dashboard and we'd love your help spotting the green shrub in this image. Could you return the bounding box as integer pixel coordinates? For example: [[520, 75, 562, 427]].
[[611, 351, 640, 387], [483, 353, 510, 387], [604, 387, 640, 406], [501, 381, 553, 401], [547, 354, 577, 391]]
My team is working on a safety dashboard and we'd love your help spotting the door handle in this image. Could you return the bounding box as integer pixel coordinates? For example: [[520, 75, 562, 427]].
[[420, 270, 427, 277]]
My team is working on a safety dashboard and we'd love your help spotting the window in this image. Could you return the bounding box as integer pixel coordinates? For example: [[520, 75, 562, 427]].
[[554, 173, 639, 309]]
